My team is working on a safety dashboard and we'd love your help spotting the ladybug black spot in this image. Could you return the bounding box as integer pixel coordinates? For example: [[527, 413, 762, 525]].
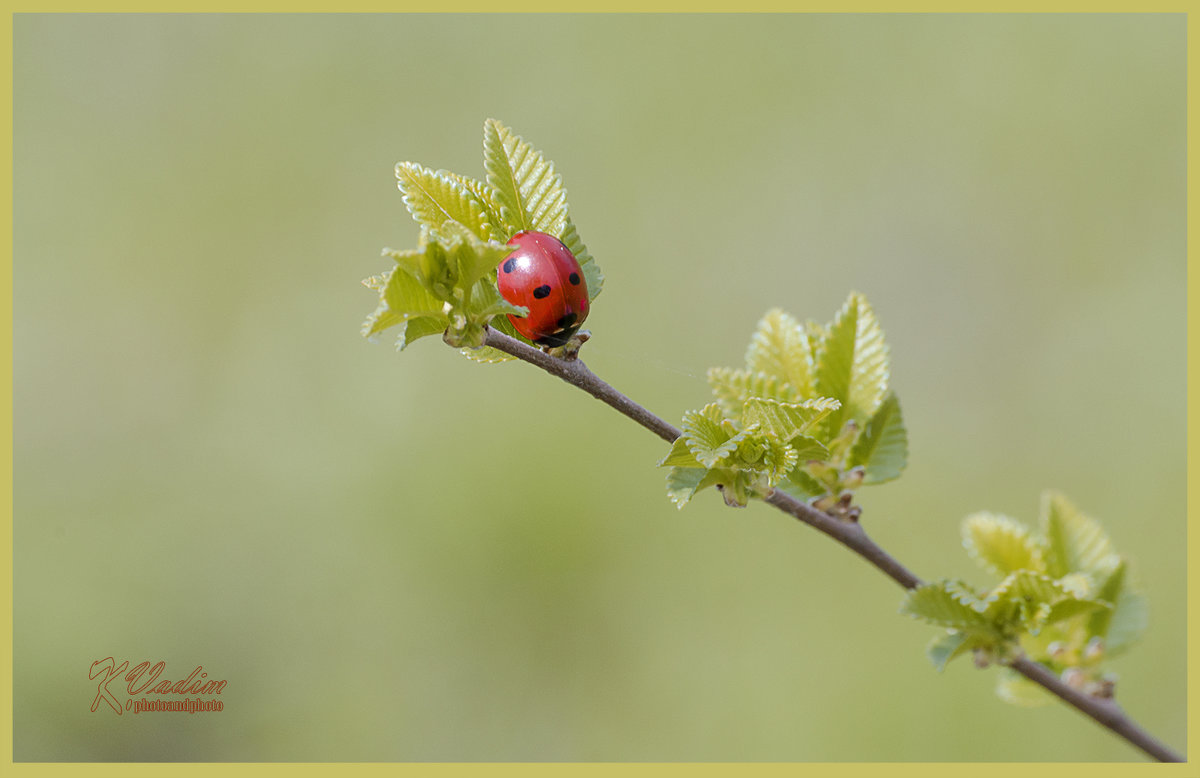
[[568, 272, 581, 285], [502, 259, 515, 274], [557, 312, 577, 329], [532, 285, 551, 299]]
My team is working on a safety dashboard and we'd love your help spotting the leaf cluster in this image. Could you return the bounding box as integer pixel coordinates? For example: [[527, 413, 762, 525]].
[[900, 492, 1147, 705], [661, 293, 907, 510], [362, 119, 603, 358]]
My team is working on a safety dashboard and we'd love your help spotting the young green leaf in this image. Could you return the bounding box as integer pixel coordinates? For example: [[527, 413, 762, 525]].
[[1104, 588, 1148, 656], [470, 277, 527, 321], [362, 270, 390, 292], [979, 570, 1071, 616], [395, 162, 496, 241], [1041, 597, 1110, 630], [707, 367, 801, 421], [680, 404, 739, 468], [659, 436, 703, 468], [362, 305, 405, 340], [906, 492, 1147, 705], [1056, 572, 1093, 599], [764, 438, 801, 479], [1087, 558, 1148, 656], [778, 467, 826, 502], [943, 579, 987, 610], [787, 435, 831, 463], [977, 570, 1109, 636], [459, 345, 512, 363], [361, 269, 405, 339], [813, 292, 890, 437], [382, 256, 448, 320], [847, 392, 907, 484], [483, 118, 568, 238], [797, 460, 839, 494], [559, 215, 603, 301], [926, 631, 975, 672], [665, 466, 725, 508], [742, 397, 840, 442], [961, 512, 1046, 578], [395, 316, 447, 351], [716, 469, 753, 507], [557, 214, 593, 265], [900, 581, 997, 636], [995, 671, 1051, 707], [1040, 491, 1118, 578], [734, 430, 798, 483], [745, 308, 815, 397], [460, 315, 531, 364], [580, 258, 604, 304], [1022, 601, 1056, 635], [665, 467, 706, 508], [1086, 561, 1124, 643], [805, 320, 827, 363], [446, 171, 506, 238], [437, 221, 514, 294], [367, 226, 529, 352]]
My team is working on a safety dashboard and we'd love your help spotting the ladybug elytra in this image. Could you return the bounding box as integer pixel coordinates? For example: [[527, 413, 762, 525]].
[[497, 230, 590, 347]]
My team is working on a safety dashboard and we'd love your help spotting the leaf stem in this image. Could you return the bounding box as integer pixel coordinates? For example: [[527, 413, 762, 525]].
[[478, 326, 1183, 763]]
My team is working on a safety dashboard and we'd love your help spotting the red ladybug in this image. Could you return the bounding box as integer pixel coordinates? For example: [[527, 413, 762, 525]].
[[497, 230, 590, 347]]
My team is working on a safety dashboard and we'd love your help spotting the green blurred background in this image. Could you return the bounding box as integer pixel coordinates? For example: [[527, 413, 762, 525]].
[[14, 13, 1184, 762]]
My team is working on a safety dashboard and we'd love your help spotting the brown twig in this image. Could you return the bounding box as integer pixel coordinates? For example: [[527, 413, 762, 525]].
[[1007, 656, 1183, 763], [479, 326, 1184, 763], [482, 328, 681, 444]]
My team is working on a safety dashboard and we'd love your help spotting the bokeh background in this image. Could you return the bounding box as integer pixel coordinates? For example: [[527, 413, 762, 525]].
[[14, 13, 1185, 762]]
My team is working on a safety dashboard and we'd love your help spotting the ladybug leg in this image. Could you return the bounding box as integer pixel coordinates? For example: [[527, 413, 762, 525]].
[[532, 324, 581, 349], [544, 329, 590, 362]]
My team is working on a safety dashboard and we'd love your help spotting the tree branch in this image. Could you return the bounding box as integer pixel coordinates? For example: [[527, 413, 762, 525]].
[[762, 490, 923, 590], [1007, 657, 1183, 763], [483, 328, 681, 444], [479, 326, 1184, 763]]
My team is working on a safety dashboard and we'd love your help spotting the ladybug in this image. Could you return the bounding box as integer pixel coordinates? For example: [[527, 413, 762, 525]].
[[496, 230, 590, 347]]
